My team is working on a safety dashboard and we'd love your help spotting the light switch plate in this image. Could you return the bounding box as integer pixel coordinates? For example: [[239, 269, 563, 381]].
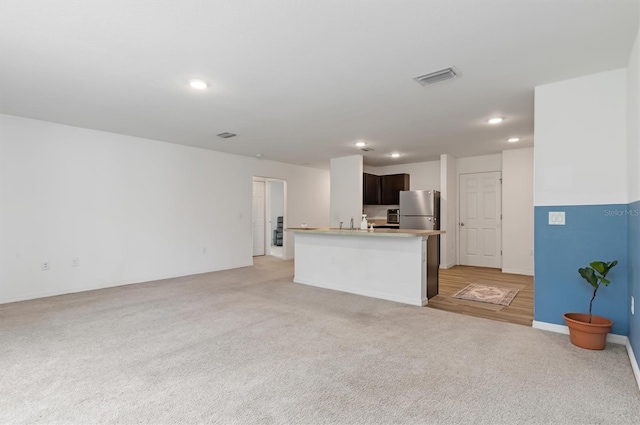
[[549, 211, 565, 225]]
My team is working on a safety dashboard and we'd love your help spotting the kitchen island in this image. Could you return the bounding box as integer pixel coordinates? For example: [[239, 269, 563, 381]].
[[287, 227, 444, 306]]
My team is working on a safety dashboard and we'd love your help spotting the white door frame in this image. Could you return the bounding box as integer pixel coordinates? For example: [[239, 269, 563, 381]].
[[252, 180, 266, 256], [253, 176, 288, 260], [457, 171, 502, 268]]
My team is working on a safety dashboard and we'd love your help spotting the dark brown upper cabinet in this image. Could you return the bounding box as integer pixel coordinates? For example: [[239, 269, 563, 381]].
[[362, 173, 409, 205], [381, 174, 410, 205], [363, 173, 381, 205]]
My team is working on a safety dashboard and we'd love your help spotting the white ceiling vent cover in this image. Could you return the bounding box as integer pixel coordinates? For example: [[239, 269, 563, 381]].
[[414, 66, 460, 86], [217, 132, 237, 139]]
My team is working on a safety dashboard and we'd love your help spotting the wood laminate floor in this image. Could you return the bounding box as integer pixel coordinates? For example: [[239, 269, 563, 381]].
[[429, 266, 534, 326]]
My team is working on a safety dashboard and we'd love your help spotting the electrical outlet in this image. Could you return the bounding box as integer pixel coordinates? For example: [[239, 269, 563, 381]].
[[41, 262, 50, 271], [548, 211, 565, 225], [71, 257, 79, 267], [632, 296, 635, 316]]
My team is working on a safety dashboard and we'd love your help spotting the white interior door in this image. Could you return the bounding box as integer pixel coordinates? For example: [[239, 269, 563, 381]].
[[459, 172, 502, 268], [252, 180, 266, 256]]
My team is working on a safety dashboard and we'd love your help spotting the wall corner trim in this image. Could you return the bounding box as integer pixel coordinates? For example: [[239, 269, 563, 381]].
[[627, 341, 640, 392]]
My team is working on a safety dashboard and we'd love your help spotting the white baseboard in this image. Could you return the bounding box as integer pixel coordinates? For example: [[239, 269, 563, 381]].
[[532, 320, 628, 345], [439, 262, 457, 269], [532, 320, 570, 335], [502, 268, 534, 276], [627, 341, 640, 391], [294, 277, 426, 306], [0, 262, 254, 305]]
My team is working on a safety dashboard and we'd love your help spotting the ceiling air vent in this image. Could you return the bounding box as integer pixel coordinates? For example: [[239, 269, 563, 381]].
[[413, 66, 460, 86], [217, 132, 237, 139], [360, 147, 374, 152]]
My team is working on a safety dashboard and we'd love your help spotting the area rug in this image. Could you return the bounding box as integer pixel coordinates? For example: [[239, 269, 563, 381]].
[[452, 283, 520, 306]]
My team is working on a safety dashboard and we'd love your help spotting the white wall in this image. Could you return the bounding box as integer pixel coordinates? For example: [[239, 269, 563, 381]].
[[367, 160, 441, 191], [534, 68, 628, 206], [330, 155, 363, 228], [628, 30, 640, 203], [502, 148, 534, 275], [363, 204, 394, 220], [457, 154, 503, 175], [364, 160, 441, 220], [439, 154, 457, 268], [0, 114, 330, 303]]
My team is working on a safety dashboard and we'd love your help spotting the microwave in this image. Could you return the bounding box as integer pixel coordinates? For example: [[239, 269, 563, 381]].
[[387, 209, 399, 224]]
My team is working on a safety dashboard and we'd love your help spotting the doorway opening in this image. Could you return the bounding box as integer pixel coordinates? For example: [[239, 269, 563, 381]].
[[252, 177, 287, 259], [425, 169, 533, 327]]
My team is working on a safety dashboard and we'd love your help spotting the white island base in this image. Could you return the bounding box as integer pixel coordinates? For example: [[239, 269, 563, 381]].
[[291, 229, 442, 306]]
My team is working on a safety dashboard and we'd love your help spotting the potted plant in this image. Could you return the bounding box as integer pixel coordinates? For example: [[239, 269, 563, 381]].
[[563, 260, 617, 350]]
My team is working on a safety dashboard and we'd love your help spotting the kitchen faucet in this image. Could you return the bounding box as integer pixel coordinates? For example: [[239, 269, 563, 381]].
[[350, 217, 354, 230]]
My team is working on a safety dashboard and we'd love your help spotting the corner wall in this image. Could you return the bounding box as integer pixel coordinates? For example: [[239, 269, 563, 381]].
[[534, 68, 629, 335], [626, 28, 640, 373], [330, 155, 363, 228], [439, 154, 457, 268], [502, 148, 534, 275], [0, 114, 330, 303]]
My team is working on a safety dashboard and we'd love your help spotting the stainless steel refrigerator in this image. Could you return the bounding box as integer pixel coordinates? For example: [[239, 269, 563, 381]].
[[399, 190, 440, 230], [399, 190, 440, 299]]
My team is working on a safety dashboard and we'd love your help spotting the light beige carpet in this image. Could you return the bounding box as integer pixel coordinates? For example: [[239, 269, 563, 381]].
[[453, 283, 520, 306], [1, 257, 639, 424]]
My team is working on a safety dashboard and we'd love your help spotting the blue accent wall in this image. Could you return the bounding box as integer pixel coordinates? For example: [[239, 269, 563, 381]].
[[534, 204, 629, 335], [628, 200, 640, 363]]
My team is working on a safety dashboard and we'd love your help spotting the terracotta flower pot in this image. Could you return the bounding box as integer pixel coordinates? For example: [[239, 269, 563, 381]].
[[563, 313, 613, 350]]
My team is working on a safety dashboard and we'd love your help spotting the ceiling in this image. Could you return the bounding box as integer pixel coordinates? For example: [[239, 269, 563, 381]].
[[0, 1, 638, 168]]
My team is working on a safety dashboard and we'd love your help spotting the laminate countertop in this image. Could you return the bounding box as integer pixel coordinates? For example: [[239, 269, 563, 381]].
[[287, 227, 444, 238]]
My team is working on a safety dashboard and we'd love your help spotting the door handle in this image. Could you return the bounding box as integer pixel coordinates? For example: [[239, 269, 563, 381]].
[[460, 222, 465, 226]]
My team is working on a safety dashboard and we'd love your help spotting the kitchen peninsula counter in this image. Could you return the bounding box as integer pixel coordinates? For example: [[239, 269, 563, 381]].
[[287, 227, 443, 237], [288, 228, 444, 306]]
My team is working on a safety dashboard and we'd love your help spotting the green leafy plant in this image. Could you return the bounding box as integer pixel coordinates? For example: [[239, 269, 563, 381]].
[[578, 260, 618, 323]]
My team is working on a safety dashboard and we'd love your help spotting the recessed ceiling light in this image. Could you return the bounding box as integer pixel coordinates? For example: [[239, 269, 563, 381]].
[[256, 153, 263, 158], [355, 141, 366, 147], [507, 137, 520, 143], [487, 117, 504, 124], [189, 79, 208, 90], [391, 153, 400, 158]]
